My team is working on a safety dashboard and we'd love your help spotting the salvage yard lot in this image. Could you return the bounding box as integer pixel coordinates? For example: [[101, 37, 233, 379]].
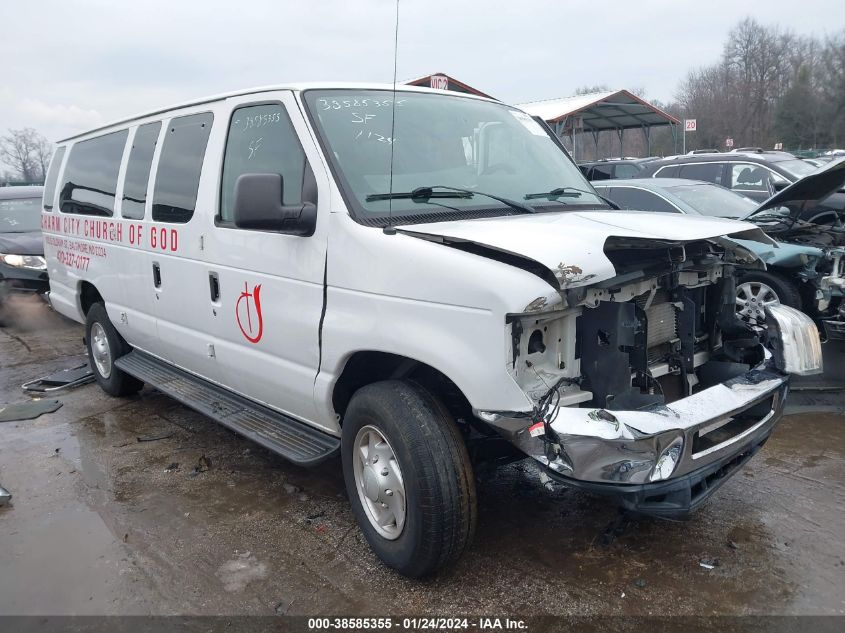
[[1, 299, 844, 617]]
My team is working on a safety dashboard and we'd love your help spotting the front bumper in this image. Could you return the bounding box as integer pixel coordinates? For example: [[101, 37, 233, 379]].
[[479, 361, 789, 517], [542, 429, 772, 517]]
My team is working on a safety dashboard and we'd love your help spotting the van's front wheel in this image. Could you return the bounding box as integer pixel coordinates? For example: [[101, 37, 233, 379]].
[[85, 303, 143, 397], [341, 380, 476, 577]]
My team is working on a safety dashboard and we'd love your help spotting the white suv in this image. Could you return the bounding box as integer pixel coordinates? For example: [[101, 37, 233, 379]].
[[40, 84, 821, 576]]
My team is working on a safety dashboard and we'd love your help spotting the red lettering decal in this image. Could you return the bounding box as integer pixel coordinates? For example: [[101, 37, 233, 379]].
[[236, 283, 264, 344]]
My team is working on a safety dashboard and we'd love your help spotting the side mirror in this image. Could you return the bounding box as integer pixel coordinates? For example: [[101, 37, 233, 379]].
[[772, 180, 788, 192], [232, 173, 317, 236]]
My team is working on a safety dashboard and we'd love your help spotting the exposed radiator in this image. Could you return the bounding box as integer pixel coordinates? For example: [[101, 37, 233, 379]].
[[646, 301, 678, 348]]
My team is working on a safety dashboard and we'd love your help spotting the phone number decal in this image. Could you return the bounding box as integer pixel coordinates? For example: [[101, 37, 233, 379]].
[[55, 249, 92, 271]]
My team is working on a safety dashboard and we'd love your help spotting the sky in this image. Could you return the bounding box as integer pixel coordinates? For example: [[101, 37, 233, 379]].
[[1, 0, 843, 154]]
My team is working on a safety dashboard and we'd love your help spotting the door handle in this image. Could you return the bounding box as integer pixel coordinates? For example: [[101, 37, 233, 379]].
[[152, 262, 162, 288], [208, 272, 220, 302]]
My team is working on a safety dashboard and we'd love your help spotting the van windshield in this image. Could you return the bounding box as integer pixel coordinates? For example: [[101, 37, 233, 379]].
[[303, 90, 606, 225]]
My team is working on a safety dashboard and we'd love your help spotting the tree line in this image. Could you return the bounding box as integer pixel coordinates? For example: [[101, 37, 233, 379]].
[[674, 17, 845, 152], [566, 18, 845, 160], [0, 128, 53, 185]]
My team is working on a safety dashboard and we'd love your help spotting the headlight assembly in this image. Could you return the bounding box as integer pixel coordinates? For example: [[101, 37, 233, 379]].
[[765, 304, 823, 375], [0, 254, 47, 270], [649, 434, 685, 482]]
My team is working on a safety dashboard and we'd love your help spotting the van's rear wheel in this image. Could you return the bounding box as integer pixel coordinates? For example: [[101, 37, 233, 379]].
[[85, 303, 143, 397], [341, 380, 476, 577]]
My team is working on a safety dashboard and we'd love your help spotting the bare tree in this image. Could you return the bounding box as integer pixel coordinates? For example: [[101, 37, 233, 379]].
[[818, 33, 845, 146], [673, 20, 845, 151], [574, 84, 611, 95], [0, 128, 53, 183], [565, 21, 844, 159]]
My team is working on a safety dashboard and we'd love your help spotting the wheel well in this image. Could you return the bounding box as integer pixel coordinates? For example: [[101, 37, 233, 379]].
[[332, 352, 473, 424], [79, 282, 103, 316]]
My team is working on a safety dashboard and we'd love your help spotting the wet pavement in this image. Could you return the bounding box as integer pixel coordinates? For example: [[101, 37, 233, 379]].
[[1, 297, 844, 617]]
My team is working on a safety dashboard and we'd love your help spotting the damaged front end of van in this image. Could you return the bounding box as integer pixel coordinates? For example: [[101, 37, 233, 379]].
[[439, 220, 822, 517]]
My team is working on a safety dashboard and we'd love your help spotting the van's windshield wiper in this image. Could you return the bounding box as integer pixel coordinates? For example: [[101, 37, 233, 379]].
[[525, 186, 619, 209], [366, 185, 537, 214], [524, 187, 584, 200]]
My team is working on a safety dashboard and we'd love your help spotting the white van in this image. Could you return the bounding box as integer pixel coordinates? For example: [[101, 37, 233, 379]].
[[41, 84, 821, 576]]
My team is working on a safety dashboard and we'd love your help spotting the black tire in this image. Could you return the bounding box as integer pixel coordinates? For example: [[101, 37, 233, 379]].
[[341, 380, 477, 577], [736, 271, 802, 311], [85, 303, 143, 397]]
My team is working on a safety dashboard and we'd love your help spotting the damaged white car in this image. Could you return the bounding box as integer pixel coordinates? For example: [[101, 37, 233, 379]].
[[43, 85, 821, 578]]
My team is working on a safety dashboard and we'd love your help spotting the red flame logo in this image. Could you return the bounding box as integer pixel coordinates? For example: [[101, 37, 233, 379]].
[[236, 282, 263, 344]]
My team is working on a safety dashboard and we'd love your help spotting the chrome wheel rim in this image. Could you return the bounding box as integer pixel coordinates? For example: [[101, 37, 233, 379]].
[[90, 322, 112, 379], [736, 281, 780, 325], [352, 424, 406, 540]]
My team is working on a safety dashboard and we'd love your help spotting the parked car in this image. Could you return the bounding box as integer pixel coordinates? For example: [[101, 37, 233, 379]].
[[577, 157, 658, 181], [592, 177, 755, 219], [593, 167, 845, 337], [639, 150, 843, 209], [0, 185, 48, 302], [41, 84, 820, 576]]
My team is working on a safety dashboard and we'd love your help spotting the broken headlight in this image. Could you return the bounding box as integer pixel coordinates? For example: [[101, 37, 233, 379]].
[[765, 304, 823, 376], [649, 434, 684, 482]]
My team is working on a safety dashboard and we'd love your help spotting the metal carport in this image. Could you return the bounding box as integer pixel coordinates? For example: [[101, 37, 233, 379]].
[[516, 89, 680, 160]]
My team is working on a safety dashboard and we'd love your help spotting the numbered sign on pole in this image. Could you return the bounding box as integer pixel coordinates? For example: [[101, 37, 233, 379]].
[[685, 119, 697, 132]]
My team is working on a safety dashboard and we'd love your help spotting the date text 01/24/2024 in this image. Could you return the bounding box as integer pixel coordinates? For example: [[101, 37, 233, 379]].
[[307, 617, 528, 630]]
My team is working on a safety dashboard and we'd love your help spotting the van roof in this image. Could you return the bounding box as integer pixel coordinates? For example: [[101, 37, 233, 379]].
[[57, 82, 499, 143]]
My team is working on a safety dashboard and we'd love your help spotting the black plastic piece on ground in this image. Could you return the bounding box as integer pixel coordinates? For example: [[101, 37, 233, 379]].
[[22, 363, 94, 393]]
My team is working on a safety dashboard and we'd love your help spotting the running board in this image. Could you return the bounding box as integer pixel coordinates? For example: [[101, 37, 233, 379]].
[[115, 350, 339, 466]]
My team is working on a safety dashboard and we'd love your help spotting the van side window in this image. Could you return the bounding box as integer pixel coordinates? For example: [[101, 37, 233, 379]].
[[59, 130, 128, 216], [122, 122, 162, 219], [220, 103, 305, 223], [152, 113, 213, 223], [42, 146, 66, 212]]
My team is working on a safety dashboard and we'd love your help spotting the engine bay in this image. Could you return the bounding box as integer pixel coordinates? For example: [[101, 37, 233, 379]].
[[509, 238, 766, 410]]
